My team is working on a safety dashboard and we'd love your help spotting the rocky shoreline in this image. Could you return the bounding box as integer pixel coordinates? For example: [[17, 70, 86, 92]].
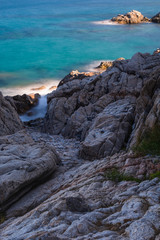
[[0, 49, 160, 240]]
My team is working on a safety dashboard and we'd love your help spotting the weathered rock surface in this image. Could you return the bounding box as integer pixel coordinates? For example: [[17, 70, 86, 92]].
[[151, 12, 160, 23], [5, 93, 40, 114], [0, 92, 23, 136], [0, 130, 61, 212], [111, 10, 150, 24], [44, 51, 160, 159], [0, 146, 160, 240]]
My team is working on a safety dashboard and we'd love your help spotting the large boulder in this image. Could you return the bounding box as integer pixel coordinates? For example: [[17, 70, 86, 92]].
[[0, 92, 23, 136], [111, 10, 150, 24], [151, 12, 160, 23], [0, 130, 61, 211], [80, 99, 135, 159]]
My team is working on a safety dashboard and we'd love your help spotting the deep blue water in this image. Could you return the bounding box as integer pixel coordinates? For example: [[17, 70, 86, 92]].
[[0, 0, 160, 90]]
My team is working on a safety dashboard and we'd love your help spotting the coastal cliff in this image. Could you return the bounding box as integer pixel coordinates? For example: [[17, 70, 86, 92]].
[[0, 50, 160, 240], [44, 51, 160, 159]]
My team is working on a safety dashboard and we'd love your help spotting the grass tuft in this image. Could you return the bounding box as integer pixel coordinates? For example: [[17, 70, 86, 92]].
[[133, 125, 160, 156], [149, 171, 160, 180], [104, 168, 141, 183]]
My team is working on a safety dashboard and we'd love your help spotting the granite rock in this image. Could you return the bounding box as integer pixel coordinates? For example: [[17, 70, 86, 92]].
[[111, 10, 150, 24], [44, 51, 160, 159], [0, 130, 61, 211]]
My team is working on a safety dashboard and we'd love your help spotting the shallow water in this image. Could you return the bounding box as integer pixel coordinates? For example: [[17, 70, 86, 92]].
[[0, 0, 160, 92], [19, 95, 47, 121]]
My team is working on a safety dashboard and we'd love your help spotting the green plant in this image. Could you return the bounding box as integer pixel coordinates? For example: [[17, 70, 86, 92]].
[[104, 168, 141, 183], [149, 171, 160, 180], [133, 125, 160, 156]]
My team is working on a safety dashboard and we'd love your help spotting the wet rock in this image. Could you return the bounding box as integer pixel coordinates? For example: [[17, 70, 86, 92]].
[[5, 93, 40, 114], [111, 10, 150, 24], [0, 92, 23, 136]]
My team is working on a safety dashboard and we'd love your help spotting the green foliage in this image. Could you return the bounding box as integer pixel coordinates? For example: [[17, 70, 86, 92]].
[[0, 212, 5, 224], [104, 168, 141, 183], [149, 171, 160, 180], [133, 125, 160, 156]]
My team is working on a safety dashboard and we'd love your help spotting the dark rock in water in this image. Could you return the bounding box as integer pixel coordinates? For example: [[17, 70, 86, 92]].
[[151, 12, 160, 23], [0, 91, 23, 136], [66, 197, 90, 212], [111, 10, 150, 24], [5, 93, 40, 114]]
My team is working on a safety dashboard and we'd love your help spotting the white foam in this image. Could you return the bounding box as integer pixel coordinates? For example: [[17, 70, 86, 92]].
[[0, 78, 60, 122], [92, 19, 119, 25], [0, 78, 60, 97], [20, 95, 47, 122], [82, 60, 113, 72]]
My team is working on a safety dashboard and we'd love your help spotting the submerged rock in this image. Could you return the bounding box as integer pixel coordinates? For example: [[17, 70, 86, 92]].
[[111, 10, 150, 24], [0, 92, 23, 136]]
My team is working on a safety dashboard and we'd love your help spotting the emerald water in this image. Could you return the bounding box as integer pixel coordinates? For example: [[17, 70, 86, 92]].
[[0, 0, 160, 92]]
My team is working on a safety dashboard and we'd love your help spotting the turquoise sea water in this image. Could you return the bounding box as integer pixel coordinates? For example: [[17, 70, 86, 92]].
[[0, 0, 160, 90]]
